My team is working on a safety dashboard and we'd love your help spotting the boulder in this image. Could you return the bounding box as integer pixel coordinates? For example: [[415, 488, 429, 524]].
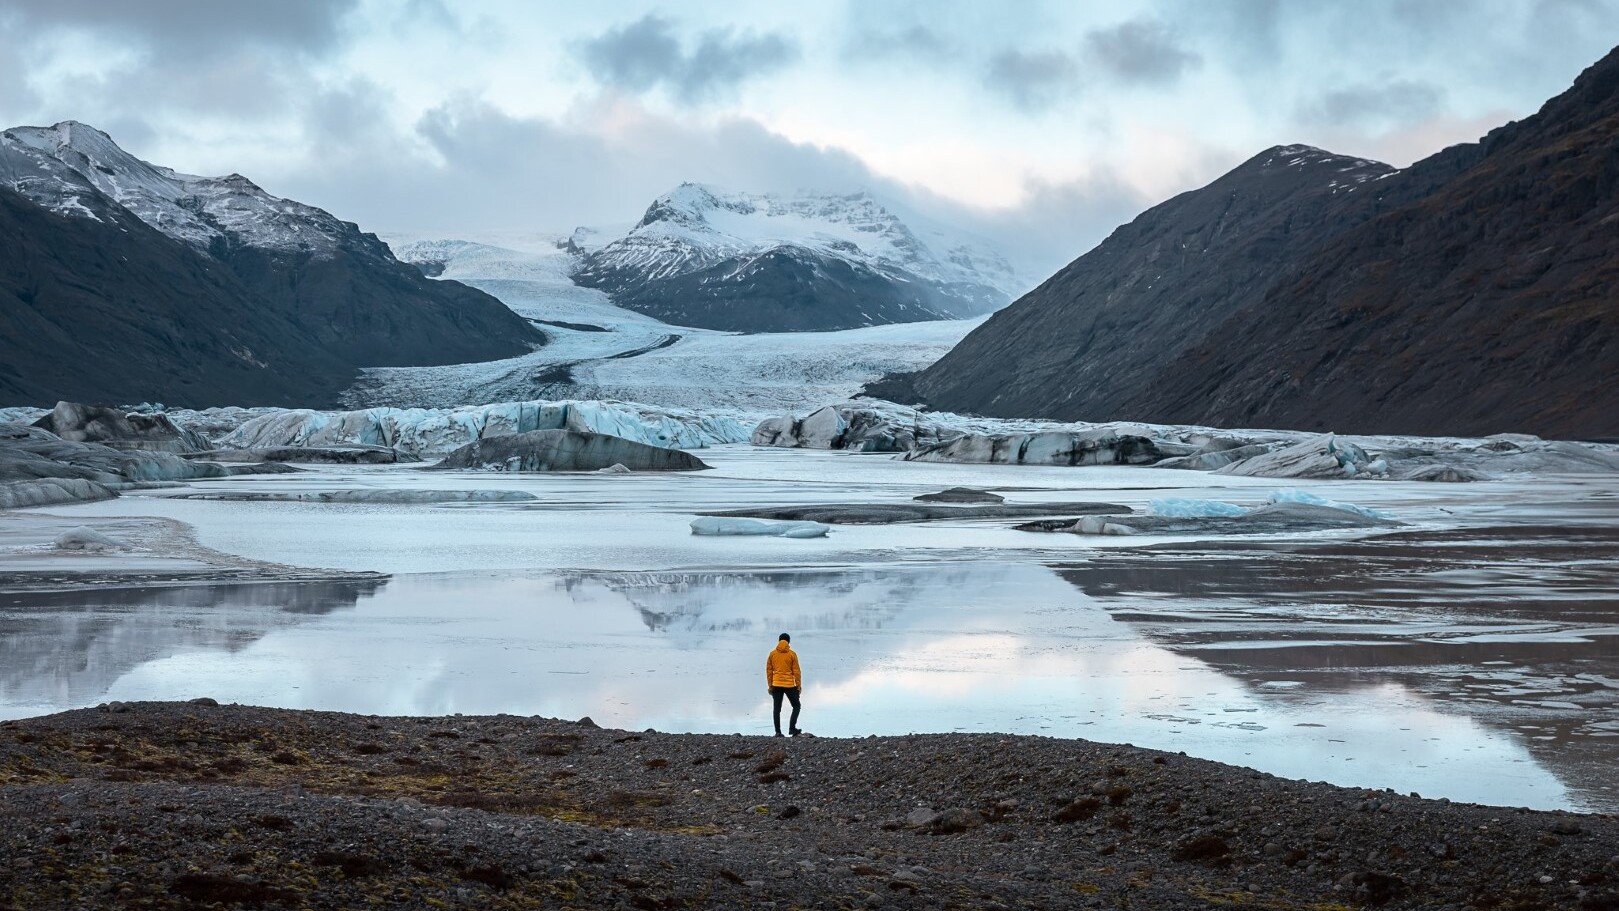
[[33, 402, 210, 453], [430, 430, 710, 473]]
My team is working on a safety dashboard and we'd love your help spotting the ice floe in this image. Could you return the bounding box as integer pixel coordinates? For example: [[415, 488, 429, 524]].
[[689, 517, 830, 538]]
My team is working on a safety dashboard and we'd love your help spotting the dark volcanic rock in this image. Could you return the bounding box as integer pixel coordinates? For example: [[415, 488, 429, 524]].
[[431, 430, 710, 472], [893, 46, 1619, 439]]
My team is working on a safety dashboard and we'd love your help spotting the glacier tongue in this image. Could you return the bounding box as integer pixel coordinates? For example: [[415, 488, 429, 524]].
[[220, 400, 751, 457]]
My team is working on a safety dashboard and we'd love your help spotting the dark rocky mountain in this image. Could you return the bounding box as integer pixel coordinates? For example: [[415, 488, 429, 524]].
[[0, 122, 541, 407], [570, 183, 1020, 332], [884, 48, 1619, 439]]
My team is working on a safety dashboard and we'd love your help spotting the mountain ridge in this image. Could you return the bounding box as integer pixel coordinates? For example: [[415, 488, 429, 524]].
[[881, 47, 1619, 439]]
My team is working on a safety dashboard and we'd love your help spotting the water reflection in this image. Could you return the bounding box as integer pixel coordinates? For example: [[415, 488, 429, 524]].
[[0, 579, 386, 718], [1058, 525, 1619, 812], [3, 563, 1605, 811]]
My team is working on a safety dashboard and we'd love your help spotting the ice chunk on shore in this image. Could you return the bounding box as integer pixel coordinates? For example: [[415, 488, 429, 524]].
[[690, 517, 830, 538], [54, 526, 125, 551]]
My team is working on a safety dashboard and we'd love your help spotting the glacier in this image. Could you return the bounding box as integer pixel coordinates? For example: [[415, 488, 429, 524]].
[[220, 400, 750, 457], [750, 401, 1619, 481], [368, 236, 982, 413]]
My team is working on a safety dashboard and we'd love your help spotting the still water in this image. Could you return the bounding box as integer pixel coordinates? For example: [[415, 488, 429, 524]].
[[3, 448, 1617, 813]]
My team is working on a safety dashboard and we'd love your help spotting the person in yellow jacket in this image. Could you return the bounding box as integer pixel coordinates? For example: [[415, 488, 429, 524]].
[[766, 632, 802, 737]]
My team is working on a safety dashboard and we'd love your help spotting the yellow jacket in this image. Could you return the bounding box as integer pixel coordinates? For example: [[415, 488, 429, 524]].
[[766, 641, 801, 689]]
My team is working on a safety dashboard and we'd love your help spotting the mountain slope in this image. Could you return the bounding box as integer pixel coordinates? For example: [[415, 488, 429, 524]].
[[571, 184, 1020, 332], [893, 48, 1619, 439], [0, 185, 347, 406], [0, 122, 541, 407], [875, 145, 1397, 417], [1137, 52, 1619, 438]]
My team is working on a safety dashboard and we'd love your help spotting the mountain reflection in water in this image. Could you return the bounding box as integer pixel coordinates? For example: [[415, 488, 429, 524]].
[[0, 579, 386, 717]]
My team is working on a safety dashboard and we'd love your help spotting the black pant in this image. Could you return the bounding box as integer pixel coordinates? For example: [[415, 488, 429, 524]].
[[770, 686, 801, 734]]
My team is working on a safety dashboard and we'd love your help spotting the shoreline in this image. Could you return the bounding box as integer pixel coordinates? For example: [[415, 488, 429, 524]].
[[0, 510, 385, 594], [1, 702, 1614, 909]]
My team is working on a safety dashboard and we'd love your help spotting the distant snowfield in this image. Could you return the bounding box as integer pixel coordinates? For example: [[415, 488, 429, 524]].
[[355, 236, 981, 413]]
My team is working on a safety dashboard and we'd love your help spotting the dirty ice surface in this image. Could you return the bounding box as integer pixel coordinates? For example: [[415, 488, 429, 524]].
[[4, 446, 1618, 815]]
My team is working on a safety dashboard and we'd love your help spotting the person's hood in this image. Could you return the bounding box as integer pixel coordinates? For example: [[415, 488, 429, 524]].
[[775, 641, 791, 652]]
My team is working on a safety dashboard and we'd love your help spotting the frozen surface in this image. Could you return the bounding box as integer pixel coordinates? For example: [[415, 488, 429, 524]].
[[3, 447, 1618, 813]]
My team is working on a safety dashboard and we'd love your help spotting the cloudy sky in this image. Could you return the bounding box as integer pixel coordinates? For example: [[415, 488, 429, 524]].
[[2, 0, 1616, 277]]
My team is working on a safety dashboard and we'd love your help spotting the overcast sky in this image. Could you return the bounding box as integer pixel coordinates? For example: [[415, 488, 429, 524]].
[[2, 0, 1617, 277]]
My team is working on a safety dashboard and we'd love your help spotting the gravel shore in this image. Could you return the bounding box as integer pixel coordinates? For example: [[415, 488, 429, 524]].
[[1, 702, 1614, 909]]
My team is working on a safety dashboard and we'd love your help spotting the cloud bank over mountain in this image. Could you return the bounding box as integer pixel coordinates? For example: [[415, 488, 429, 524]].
[[1, 0, 1616, 277]]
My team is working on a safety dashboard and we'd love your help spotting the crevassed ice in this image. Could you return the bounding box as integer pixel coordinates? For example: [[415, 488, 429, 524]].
[[219, 399, 751, 456]]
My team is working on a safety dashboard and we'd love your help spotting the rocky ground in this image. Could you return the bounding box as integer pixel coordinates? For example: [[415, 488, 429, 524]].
[[1, 704, 1614, 910]]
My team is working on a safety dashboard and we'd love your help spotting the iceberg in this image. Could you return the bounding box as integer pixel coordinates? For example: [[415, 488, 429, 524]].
[[690, 517, 830, 538], [430, 430, 710, 473], [1215, 434, 1368, 480], [0, 478, 118, 509], [1150, 498, 1248, 518], [1267, 488, 1392, 519]]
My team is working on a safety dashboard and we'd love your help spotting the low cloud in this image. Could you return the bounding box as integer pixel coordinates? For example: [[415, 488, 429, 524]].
[[578, 15, 799, 104], [1083, 18, 1201, 87], [984, 49, 1079, 113], [1298, 79, 1446, 130]]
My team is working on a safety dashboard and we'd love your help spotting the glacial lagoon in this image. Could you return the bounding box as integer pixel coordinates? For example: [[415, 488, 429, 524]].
[[3, 447, 1616, 813]]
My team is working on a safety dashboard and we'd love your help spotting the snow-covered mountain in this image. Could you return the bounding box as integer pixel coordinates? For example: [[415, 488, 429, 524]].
[[0, 121, 539, 407], [569, 183, 1026, 332], [0, 121, 365, 257]]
